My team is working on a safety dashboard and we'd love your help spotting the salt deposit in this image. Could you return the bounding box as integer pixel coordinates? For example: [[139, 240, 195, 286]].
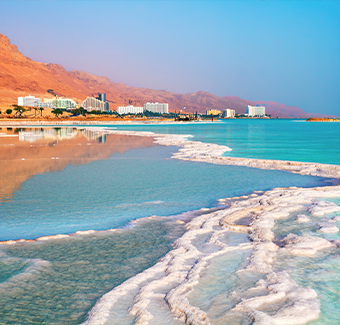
[[89, 127, 340, 179], [81, 185, 340, 325], [295, 214, 310, 223], [309, 201, 340, 216], [282, 234, 334, 255], [12, 127, 340, 324]]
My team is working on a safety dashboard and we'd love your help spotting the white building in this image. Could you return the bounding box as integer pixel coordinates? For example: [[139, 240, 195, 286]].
[[82, 97, 107, 112], [51, 97, 77, 109], [246, 105, 266, 117], [117, 105, 144, 115], [222, 109, 235, 118], [144, 102, 169, 114], [18, 95, 54, 108]]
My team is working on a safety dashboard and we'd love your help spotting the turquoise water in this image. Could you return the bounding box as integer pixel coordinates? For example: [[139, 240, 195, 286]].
[[273, 204, 340, 325], [0, 145, 328, 241], [108, 119, 340, 165], [0, 218, 185, 324], [0, 121, 340, 324]]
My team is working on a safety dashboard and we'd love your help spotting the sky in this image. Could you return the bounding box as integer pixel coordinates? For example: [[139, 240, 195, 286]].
[[1, 0, 340, 115]]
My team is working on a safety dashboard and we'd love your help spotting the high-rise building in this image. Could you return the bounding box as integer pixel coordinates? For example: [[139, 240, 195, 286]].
[[82, 93, 109, 112], [144, 102, 169, 114], [96, 93, 106, 102], [246, 105, 266, 117], [222, 109, 235, 118], [18, 95, 54, 108], [49, 97, 77, 109], [117, 105, 143, 115]]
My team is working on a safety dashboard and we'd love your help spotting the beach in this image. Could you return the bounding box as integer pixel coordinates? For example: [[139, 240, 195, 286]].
[[0, 120, 340, 324]]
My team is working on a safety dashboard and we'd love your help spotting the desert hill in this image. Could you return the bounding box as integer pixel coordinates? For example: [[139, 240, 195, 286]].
[[0, 33, 309, 117]]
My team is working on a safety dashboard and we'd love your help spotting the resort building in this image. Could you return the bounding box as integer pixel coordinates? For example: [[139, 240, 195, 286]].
[[206, 109, 221, 116], [82, 93, 109, 112], [144, 102, 169, 114], [48, 97, 77, 110], [18, 95, 54, 108], [222, 109, 236, 118], [117, 105, 143, 115], [247, 105, 266, 117]]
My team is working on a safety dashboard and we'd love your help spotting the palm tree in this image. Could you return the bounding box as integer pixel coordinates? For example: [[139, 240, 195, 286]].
[[52, 109, 63, 118], [13, 106, 26, 117], [40, 107, 44, 116]]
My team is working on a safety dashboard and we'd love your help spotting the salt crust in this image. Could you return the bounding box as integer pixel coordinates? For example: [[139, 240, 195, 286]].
[[81, 186, 340, 325], [295, 214, 310, 223], [76, 128, 340, 324], [3, 127, 340, 324], [83, 126, 340, 179], [282, 233, 334, 255], [308, 201, 340, 216]]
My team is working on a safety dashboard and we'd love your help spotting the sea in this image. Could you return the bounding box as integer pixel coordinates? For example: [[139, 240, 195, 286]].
[[0, 119, 339, 325]]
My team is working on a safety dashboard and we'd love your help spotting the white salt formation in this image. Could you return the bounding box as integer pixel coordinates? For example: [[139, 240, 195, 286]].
[[76, 128, 340, 324], [295, 214, 310, 223], [282, 233, 334, 255], [81, 185, 340, 325], [88, 127, 340, 179]]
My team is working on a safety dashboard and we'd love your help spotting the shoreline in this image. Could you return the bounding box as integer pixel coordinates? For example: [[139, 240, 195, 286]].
[[75, 127, 340, 324], [82, 185, 340, 325], [1, 125, 339, 244], [2, 124, 340, 324]]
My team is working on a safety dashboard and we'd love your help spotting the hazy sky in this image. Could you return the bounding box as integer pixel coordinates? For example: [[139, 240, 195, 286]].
[[1, 0, 339, 115]]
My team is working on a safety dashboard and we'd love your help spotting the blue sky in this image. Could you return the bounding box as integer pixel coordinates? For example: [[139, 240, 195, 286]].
[[1, 0, 339, 115]]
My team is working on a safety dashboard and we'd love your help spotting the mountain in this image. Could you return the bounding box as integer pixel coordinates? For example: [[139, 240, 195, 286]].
[[0, 33, 309, 117]]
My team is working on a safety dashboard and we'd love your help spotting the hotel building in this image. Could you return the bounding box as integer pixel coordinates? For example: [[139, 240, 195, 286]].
[[222, 109, 235, 118], [206, 109, 221, 116], [82, 93, 109, 112], [144, 102, 169, 114], [117, 105, 143, 115], [246, 105, 266, 117], [49, 97, 77, 110], [18, 95, 54, 108]]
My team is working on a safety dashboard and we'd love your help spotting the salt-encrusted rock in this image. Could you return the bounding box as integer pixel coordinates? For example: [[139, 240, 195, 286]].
[[308, 201, 340, 217], [318, 223, 339, 233], [332, 215, 340, 221], [295, 214, 310, 223], [235, 271, 320, 325], [282, 234, 334, 255]]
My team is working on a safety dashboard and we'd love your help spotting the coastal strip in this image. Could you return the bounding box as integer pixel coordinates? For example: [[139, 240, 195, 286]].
[[83, 127, 340, 180]]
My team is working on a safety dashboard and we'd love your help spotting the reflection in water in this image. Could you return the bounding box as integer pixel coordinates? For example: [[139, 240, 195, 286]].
[[0, 127, 155, 203]]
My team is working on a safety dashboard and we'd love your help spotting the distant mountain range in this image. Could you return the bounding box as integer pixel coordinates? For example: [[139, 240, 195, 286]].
[[0, 33, 327, 118]]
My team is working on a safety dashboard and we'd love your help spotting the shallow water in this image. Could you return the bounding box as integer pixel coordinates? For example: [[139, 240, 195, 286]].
[[107, 119, 340, 165], [0, 127, 329, 241], [272, 201, 340, 325], [1, 123, 340, 325], [0, 218, 185, 324]]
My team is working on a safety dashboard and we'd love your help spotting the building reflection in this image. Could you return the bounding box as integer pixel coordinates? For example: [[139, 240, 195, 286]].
[[0, 127, 155, 203]]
